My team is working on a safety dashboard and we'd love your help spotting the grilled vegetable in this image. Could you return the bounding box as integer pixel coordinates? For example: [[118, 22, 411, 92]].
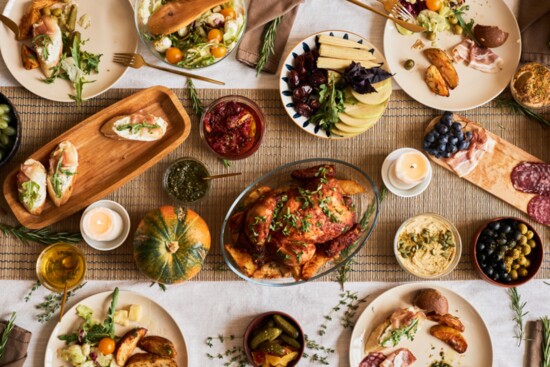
[[21, 44, 39, 70]]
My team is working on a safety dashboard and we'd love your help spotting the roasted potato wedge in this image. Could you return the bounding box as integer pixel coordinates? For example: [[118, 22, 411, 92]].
[[291, 164, 336, 181], [253, 262, 292, 279], [427, 312, 465, 332], [224, 243, 257, 277], [336, 179, 366, 195], [430, 325, 468, 353], [21, 44, 39, 70], [125, 353, 178, 367], [301, 253, 332, 280], [115, 327, 148, 366], [424, 48, 459, 89], [138, 336, 177, 358], [425, 65, 450, 97]]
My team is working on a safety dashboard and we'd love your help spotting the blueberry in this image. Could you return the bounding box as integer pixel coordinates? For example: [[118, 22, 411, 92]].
[[423, 141, 431, 149], [443, 152, 452, 158], [441, 112, 453, 125], [455, 131, 464, 141], [446, 144, 458, 153], [489, 221, 501, 231], [458, 140, 470, 150], [465, 131, 473, 141], [451, 122, 462, 131], [434, 152, 442, 159], [436, 123, 449, 134], [449, 137, 458, 145], [425, 133, 436, 143], [438, 143, 447, 152], [438, 135, 449, 144]]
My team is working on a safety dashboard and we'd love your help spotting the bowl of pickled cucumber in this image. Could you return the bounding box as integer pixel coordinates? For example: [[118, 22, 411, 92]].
[[0, 93, 20, 168], [244, 312, 305, 367], [472, 217, 543, 287]]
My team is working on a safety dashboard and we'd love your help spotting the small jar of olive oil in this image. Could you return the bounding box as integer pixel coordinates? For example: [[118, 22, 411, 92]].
[[36, 243, 86, 292]]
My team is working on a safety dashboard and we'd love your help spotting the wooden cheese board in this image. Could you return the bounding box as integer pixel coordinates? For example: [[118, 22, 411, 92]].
[[3, 86, 191, 229], [425, 114, 544, 215]]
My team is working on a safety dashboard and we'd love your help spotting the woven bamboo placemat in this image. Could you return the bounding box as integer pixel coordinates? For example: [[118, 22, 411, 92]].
[[0, 87, 548, 282]]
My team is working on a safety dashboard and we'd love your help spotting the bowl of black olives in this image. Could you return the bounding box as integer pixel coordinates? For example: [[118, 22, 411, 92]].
[[0, 92, 21, 168], [472, 217, 543, 287]]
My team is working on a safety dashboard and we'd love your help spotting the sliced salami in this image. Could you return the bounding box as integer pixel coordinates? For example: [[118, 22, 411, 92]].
[[528, 195, 550, 226], [511, 162, 550, 196], [359, 352, 387, 367]]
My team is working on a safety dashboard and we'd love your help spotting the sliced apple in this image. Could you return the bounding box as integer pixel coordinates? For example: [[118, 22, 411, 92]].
[[331, 127, 360, 138], [334, 120, 376, 133], [350, 79, 392, 105], [338, 112, 382, 128], [343, 100, 388, 119]]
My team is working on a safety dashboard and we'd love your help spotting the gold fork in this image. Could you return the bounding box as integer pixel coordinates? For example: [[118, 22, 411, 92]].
[[0, 14, 23, 40], [346, 0, 424, 32], [113, 53, 225, 86], [377, 0, 416, 22]]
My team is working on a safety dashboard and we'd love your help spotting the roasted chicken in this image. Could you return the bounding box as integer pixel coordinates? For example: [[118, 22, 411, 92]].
[[226, 164, 367, 280]]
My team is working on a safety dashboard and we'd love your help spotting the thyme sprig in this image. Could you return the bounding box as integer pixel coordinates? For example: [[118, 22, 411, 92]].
[[204, 334, 247, 367], [256, 16, 282, 76], [495, 97, 550, 128], [0, 312, 16, 360], [508, 287, 528, 347], [318, 291, 367, 335], [542, 316, 550, 367], [35, 282, 86, 323], [303, 334, 335, 365], [25, 281, 42, 302], [0, 223, 83, 246], [186, 79, 203, 118]]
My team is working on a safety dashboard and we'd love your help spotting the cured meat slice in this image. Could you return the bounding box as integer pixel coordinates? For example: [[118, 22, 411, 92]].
[[511, 162, 550, 196], [528, 196, 550, 226], [451, 39, 503, 73], [445, 127, 496, 177], [380, 349, 416, 367], [359, 352, 387, 367]]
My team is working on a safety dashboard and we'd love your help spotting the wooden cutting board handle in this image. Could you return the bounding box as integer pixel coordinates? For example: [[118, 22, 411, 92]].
[[148, 0, 228, 36]]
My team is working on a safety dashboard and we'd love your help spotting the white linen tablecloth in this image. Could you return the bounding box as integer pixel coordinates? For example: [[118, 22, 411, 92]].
[[0, 279, 548, 366]]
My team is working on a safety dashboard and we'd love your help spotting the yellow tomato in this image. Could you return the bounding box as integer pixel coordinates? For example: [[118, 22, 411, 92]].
[[211, 45, 227, 58], [165, 47, 183, 64], [426, 0, 442, 11], [208, 29, 223, 43], [98, 337, 116, 355], [220, 8, 236, 19]]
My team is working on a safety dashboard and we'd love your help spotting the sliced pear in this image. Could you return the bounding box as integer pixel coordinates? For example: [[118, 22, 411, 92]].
[[331, 128, 360, 138], [338, 112, 382, 128], [334, 120, 376, 133], [351, 79, 393, 105], [343, 100, 388, 119]]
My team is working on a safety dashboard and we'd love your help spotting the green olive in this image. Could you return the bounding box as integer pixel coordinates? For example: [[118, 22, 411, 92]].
[[52, 8, 63, 16], [512, 263, 521, 270], [518, 223, 528, 234], [426, 31, 436, 41], [509, 270, 518, 280], [518, 236, 527, 245], [447, 14, 458, 25], [528, 239, 536, 248], [0, 134, 9, 146], [3, 126, 16, 136], [524, 258, 531, 268], [504, 257, 513, 265], [0, 121, 7, 130], [518, 267, 528, 277], [1, 114, 11, 123], [404, 59, 415, 70], [518, 256, 527, 266], [512, 249, 521, 259], [526, 230, 534, 239], [42, 7, 51, 15], [521, 245, 531, 255], [452, 25, 463, 35], [0, 104, 9, 114]]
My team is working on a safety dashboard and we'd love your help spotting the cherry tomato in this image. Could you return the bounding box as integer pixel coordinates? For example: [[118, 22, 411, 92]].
[[220, 7, 236, 19], [426, 0, 442, 11], [98, 337, 116, 355], [211, 45, 227, 58], [207, 29, 223, 43], [165, 47, 183, 64]]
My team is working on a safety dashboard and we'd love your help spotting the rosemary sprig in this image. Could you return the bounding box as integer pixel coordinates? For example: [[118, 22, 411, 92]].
[[495, 97, 550, 128], [25, 281, 42, 302], [542, 316, 550, 367], [35, 282, 86, 323], [0, 223, 83, 246], [508, 287, 528, 347], [204, 334, 247, 367], [187, 79, 203, 118], [255, 16, 282, 76], [149, 282, 167, 292], [0, 312, 16, 360], [220, 159, 231, 169]]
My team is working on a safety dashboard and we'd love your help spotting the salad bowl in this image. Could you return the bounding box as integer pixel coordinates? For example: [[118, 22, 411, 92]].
[[135, 0, 246, 69], [221, 158, 380, 286]]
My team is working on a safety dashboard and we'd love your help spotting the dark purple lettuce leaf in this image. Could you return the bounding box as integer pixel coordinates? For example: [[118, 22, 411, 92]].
[[398, 0, 427, 16], [343, 62, 393, 94]]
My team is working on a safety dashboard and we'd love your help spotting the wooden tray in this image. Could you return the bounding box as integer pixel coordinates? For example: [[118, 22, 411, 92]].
[[3, 86, 191, 229], [425, 115, 544, 215]]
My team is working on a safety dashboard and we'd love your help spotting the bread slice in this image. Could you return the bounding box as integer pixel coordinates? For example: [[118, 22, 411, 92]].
[[17, 159, 47, 215], [101, 113, 167, 142], [46, 141, 78, 207]]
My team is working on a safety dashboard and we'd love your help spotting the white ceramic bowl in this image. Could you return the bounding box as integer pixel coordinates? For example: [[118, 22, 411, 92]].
[[80, 200, 130, 251]]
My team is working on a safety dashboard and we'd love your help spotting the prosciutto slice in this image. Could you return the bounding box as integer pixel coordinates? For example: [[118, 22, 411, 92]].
[[445, 127, 496, 177], [452, 39, 503, 73], [380, 349, 416, 367]]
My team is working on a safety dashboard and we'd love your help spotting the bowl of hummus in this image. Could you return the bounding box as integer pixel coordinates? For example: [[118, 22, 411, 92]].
[[394, 213, 462, 279]]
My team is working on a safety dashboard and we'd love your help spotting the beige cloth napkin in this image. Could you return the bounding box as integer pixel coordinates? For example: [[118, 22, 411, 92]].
[[526, 320, 543, 367], [0, 322, 31, 367], [518, 0, 550, 65], [237, 0, 303, 73]]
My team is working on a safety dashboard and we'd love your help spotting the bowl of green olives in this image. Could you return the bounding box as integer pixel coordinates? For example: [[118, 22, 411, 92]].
[[244, 311, 305, 367], [472, 217, 543, 287], [0, 92, 21, 168]]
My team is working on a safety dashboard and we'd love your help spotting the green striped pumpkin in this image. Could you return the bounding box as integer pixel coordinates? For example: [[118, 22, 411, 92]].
[[133, 206, 211, 284]]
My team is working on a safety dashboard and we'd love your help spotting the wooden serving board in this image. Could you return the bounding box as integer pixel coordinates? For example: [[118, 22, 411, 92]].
[[425, 115, 544, 215], [3, 86, 191, 229]]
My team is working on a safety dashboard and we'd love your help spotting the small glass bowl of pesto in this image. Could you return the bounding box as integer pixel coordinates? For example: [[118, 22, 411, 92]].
[[163, 157, 211, 205]]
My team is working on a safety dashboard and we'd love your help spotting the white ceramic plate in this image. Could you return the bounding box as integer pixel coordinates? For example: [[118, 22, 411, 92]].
[[381, 147, 432, 198], [0, 0, 138, 102], [45, 290, 188, 367], [349, 283, 492, 367], [279, 30, 389, 139], [383, 1, 521, 111]]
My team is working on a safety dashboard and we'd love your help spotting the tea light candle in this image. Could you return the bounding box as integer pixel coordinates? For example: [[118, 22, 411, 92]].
[[82, 207, 123, 242], [389, 151, 430, 190]]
